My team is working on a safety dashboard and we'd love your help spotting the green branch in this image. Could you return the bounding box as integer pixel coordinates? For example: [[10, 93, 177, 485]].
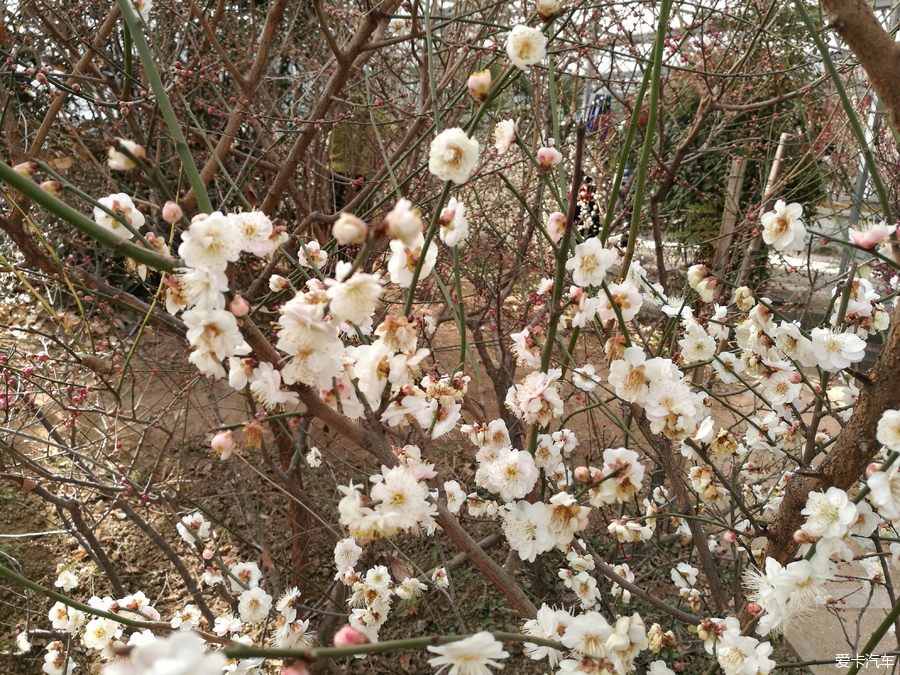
[[0, 161, 177, 273]]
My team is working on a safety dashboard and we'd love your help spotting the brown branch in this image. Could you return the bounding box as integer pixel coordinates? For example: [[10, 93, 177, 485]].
[[260, 0, 403, 215], [189, 0, 249, 92], [819, 0, 900, 130], [116, 500, 217, 626], [631, 404, 730, 615], [180, 0, 290, 212]]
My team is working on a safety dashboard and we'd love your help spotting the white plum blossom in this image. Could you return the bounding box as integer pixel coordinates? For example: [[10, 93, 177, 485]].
[[427, 632, 509, 675], [546, 211, 566, 243], [383, 198, 423, 245], [183, 308, 244, 379], [506, 24, 548, 70], [229, 561, 262, 592], [54, 569, 79, 591], [428, 128, 480, 184], [233, 210, 276, 257], [522, 604, 570, 667], [238, 587, 273, 623], [572, 364, 600, 391], [165, 267, 228, 315], [760, 199, 806, 252], [169, 604, 202, 632], [444, 480, 466, 514], [868, 464, 900, 521], [82, 617, 121, 650], [297, 240, 328, 268], [679, 320, 717, 363], [670, 562, 699, 589], [566, 237, 618, 287], [505, 369, 565, 427], [487, 447, 540, 502], [502, 500, 553, 562], [389, 233, 438, 287], [810, 327, 866, 371], [249, 361, 299, 409], [439, 197, 470, 246], [107, 139, 145, 171], [178, 212, 241, 272], [492, 119, 517, 155], [176, 511, 211, 544], [100, 631, 226, 675], [305, 446, 322, 467], [597, 282, 642, 322], [877, 409, 900, 450], [560, 611, 613, 659], [93, 193, 145, 240], [325, 261, 383, 325], [801, 487, 857, 539]]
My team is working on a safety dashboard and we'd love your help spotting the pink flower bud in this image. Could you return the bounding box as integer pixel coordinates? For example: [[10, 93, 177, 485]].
[[788, 373, 802, 384], [13, 161, 37, 179], [211, 429, 235, 459], [202, 548, 214, 560], [546, 211, 566, 243], [536, 145, 563, 170], [39, 180, 63, 196], [229, 295, 250, 317], [747, 602, 762, 615], [574, 466, 591, 483], [793, 529, 815, 544], [269, 275, 290, 292], [867, 463, 880, 477], [850, 222, 896, 250], [467, 69, 492, 102], [281, 662, 311, 675], [723, 531, 738, 543], [333, 625, 370, 648], [162, 201, 183, 225]]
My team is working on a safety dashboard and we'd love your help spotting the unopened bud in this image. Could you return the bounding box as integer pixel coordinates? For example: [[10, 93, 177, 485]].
[[536, 145, 563, 170], [229, 295, 250, 317], [13, 161, 37, 179], [202, 548, 214, 560], [546, 211, 566, 243], [211, 429, 235, 459], [722, 531, 738, 543], [793, 529, 815, 544], [467, 69, 492, 102], [536, 0, 562, 20], [39, 180, 63, 196], [269, 275, 290, 292], [162, 201, 183, 225], [333, 212, 369, 245], [573, 466, 591, 483], [867, 463, 881, 477], [333, 625, 370, 648], [747, 602, 762, 615]]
